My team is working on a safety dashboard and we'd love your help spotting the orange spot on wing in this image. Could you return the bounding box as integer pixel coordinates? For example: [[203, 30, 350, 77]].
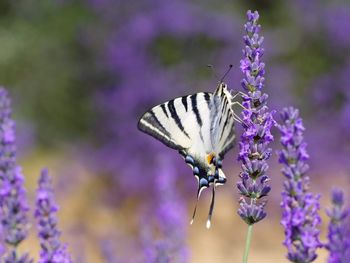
[[207, 153, 215, 164]]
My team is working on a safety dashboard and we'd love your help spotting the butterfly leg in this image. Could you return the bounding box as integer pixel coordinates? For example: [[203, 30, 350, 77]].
[[232, 112, 243, 123], [230, 101, 246, 123], [231, 91, 247, 99], [231, 101, 248, 110]]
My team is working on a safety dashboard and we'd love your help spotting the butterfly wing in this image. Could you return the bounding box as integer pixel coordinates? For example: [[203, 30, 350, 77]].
[[138, 85, 237, 228], [138, 92, 213, 154], [138, 86, 236, 173], [210, 83, 236, 159], [137, 103, 190, 151], [138, 92, 216, 207]]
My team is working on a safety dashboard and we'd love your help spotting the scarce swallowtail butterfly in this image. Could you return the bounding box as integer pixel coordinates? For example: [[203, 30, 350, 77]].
[[138, 76, 242, 228]]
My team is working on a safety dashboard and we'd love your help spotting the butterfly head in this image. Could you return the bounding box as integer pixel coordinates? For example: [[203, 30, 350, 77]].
[[215, 82, 231, 99], [219, 82, 228, 89]]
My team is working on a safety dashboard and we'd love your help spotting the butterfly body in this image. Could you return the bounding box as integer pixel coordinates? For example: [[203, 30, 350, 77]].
[[138, 82, 237, 227]]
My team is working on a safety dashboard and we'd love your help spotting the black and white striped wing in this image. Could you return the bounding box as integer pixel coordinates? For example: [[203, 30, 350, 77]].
[[137, 92, 214, 154], [211, 85, 236, 158]]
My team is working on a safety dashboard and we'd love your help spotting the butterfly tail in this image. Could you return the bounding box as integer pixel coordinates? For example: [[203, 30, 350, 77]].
[[206, 185, 216, 229], [190, 197, 199, 225], [190, 178, 209, 225]]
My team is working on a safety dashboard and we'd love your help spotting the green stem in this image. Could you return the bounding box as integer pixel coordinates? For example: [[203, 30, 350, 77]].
[[242, 224, 253, 263]]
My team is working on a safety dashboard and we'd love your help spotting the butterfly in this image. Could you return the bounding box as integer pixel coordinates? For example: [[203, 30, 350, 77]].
[[138, 77, 242, 228]]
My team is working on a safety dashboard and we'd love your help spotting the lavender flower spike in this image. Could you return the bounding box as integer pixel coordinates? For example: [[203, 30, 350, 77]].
[[0, 87, 32, 262], [35, 168, 73, 263], [326, 188, 350, 263], [278, 107, 322, 262], [237, 10, 274, 225], [141, 156, 188, 263]]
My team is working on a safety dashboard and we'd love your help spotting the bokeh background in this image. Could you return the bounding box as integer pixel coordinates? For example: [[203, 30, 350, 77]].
[[1, 0, 350, 262]]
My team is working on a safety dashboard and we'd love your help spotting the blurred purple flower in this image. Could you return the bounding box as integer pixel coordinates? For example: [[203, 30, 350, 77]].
[[84, 0, 242, 198], [311, 63, 350, 121], [141, 156, 188, 263], [237, 10, 274, 225], [324, 5, 350, 48], [0, 87, 32, 262], [326, 188, 350, 263], [278, 107, 322, 262], [290, 0, 321, 32], [35, 168, 72, 263], [309, 62, 350, 172], [3, 251, 33, 263]]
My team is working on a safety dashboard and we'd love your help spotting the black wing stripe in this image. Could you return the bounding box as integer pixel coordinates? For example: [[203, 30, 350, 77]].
[[181, 96, 188, 112], [204, 93, 211, 108], [219, 115, 229, 141], [160, 104, 169, 118], [219, 98, 228, 125], [138, 118, 182, 151], [191, 94, 203, 127], [223, 127, 235, 148], [148, 110, 170, 136], [222, 97, 228, 113], [220, 126, 236, 157], [219, 140, 235, 158], [167, 100, 190, 138]]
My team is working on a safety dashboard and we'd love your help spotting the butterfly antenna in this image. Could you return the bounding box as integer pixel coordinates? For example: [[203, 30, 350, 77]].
[[220, 64, 233, 82], [206, 185, 216, 229]]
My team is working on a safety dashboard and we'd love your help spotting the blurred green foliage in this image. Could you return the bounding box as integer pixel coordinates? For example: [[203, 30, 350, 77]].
[[152, 35, 224, 67], [0, 0, 94, 146]]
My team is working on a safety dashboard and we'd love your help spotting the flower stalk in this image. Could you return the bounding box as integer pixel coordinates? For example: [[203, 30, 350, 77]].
[[242, 225, 253, 263]]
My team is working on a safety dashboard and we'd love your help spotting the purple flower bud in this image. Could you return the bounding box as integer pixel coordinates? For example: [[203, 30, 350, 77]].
[[35, 168, 73, 263], [236, 10, 274, 225], [330, 188, 345, 207], [238, 198, 266, 225], [3, 250, 33, 263], [278, 107, 322, 262]]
